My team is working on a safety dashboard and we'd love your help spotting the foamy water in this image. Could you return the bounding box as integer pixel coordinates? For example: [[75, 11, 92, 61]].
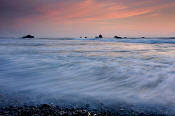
[[1, 37, 175, 113]]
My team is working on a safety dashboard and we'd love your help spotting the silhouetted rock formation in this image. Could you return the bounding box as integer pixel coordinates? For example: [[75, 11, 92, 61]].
[[141, 37, 145, 38], [84, 37, 87, 38], [114, 36, 122, 39], [95, 34, 103, 38], [96, 35, 103, 38], [99, 34, 103, 38], [22, 35, 34, 38]]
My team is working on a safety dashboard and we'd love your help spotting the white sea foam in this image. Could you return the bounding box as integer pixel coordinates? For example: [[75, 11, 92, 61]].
[[0, 37, 175, 113]]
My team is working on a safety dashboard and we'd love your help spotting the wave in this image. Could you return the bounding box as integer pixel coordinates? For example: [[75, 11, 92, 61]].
[[0, 37, 175, 114]]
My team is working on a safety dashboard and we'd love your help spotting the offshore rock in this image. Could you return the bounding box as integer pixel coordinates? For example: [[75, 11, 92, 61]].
[[22, 35, 35, 38], [96, 34, 103, 38], [114, 36, 122, 39]]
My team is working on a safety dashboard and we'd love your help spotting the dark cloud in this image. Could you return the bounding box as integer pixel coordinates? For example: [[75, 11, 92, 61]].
[[0, 0, 82, 21], [0, 0, 47, 36], [0, 0, 45, 19]]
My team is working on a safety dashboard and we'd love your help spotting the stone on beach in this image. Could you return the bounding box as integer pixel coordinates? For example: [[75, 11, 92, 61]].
[[0, 104, 167, 116]]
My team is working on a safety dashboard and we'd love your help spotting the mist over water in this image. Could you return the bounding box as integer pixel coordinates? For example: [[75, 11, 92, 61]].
[[1, 37, 175, 113]]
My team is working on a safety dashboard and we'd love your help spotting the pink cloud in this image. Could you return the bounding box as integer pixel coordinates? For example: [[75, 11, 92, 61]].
[[1, 0, 175, 37], [34, 0, 175, 24]]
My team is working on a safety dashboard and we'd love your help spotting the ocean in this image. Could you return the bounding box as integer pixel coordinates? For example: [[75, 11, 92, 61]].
[[0, 37, 175, 114]]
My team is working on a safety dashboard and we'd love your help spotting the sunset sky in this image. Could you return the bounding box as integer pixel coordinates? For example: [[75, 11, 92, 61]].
[[0, 0, 175, 38]]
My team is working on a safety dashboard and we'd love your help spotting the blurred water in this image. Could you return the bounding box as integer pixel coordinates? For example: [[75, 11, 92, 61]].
[[1, 37, 175, 113]]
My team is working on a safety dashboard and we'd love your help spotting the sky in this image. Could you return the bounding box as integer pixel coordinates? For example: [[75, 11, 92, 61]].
[[0, 0, 175, 38]]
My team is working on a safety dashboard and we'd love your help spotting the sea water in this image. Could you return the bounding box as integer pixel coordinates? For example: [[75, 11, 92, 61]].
[[0, 37, 175, 114]]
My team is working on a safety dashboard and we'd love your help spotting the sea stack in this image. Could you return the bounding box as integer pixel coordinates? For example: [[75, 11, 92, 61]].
[[98, 34, 103, 38], [22, 35, 35, 38], [114, 36, 122, 39]]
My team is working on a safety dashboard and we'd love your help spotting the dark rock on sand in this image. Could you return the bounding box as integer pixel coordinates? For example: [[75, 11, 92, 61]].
[[41, 104, 51, 109], [22, 35, 35, 38]]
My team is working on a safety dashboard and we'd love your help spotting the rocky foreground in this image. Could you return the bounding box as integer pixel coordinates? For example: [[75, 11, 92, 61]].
[[0, 104, 168, 116]]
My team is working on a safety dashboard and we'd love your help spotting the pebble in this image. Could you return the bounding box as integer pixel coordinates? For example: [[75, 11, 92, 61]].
[[0, 104, 167, 116]]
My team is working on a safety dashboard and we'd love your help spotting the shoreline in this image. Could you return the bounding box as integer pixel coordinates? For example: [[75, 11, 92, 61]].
[[0, 104, 168, 116]]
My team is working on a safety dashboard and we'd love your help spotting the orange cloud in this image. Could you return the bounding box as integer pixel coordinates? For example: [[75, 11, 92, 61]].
[[35, 0, 175, 24], [1, 0, 175, 37]]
